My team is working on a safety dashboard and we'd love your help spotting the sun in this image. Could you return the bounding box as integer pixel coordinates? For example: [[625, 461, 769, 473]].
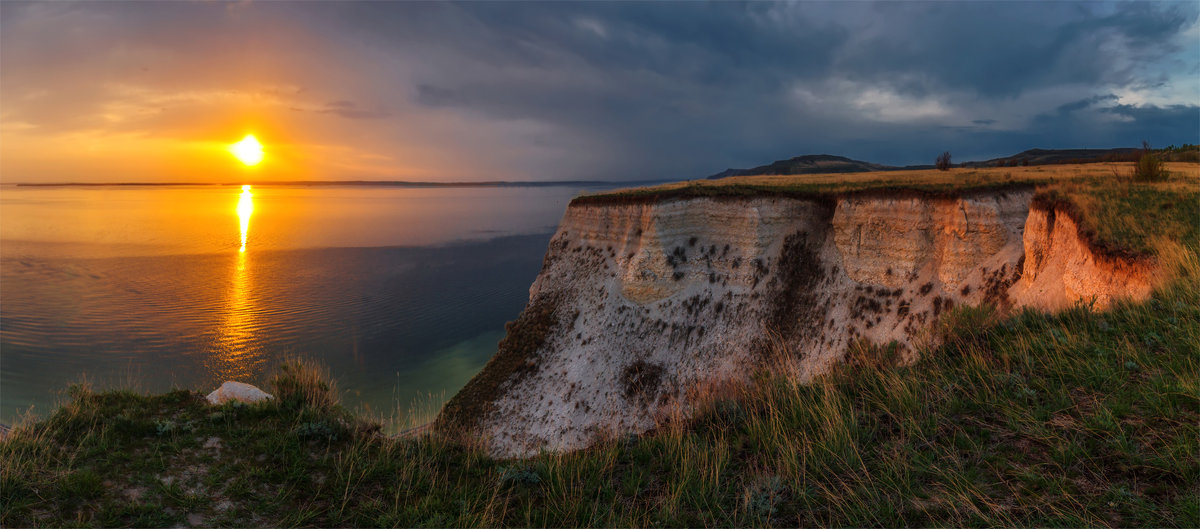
[[229, 134, 264, 166]]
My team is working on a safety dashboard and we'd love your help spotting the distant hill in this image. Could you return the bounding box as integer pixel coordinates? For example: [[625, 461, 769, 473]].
[[707, 154, 897, 179], [960, 148, 1142, 168], [707, 147, 1161, 179]]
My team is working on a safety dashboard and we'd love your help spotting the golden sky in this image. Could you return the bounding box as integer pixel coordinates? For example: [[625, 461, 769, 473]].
[[0, 3, 565, 183]]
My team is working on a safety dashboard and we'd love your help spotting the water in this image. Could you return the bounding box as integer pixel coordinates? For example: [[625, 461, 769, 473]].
[[0, 183, 613, 426]]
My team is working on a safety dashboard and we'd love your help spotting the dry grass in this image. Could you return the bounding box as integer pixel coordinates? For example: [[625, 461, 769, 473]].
[[270, 358, 339, 411], [588, 162, 1198, 198], [583, 162, 1199, 260], [1033, 166, 1199, 257]]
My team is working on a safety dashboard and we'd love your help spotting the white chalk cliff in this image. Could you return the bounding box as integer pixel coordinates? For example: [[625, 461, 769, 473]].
[[438, 187, 1155, 457]]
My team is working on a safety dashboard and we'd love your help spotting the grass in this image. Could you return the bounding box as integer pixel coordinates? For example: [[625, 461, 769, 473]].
[[3, 161, 1198, 527], [1033, 177, 1199, 258]]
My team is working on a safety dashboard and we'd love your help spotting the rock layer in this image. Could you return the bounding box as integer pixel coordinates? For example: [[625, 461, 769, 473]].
[[1010, 205, 1155, 310], [439, 189, 1154, 457]]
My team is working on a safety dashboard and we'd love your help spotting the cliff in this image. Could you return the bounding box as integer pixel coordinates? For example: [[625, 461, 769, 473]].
[[438, 187, 1157, 457]]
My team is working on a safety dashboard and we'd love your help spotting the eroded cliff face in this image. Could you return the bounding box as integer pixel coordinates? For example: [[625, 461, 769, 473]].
[[438, 189, 1155, 457], [1009, 206, 1155, 310]]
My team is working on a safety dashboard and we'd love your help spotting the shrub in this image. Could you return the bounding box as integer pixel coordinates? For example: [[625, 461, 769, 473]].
[[1135, 153, 1166, 180], [497, 464, 541, 487], [935, 151, 952, 171], [743, 475, 786, 520], [270, 358, 338, 411], [1134, 141, 1167, 181], [294, 420, 343, 441]]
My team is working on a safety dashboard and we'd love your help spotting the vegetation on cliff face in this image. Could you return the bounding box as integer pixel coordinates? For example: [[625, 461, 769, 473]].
[[3, 162, 1197, 527]]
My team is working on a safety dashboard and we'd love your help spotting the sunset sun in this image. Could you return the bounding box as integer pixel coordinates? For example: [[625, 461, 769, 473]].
[[229, 134, 264, 166]]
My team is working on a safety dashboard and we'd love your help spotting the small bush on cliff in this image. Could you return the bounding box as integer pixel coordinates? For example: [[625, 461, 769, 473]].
[[935, 151, 952, 171], [743, 475, 786, 521], [271, 358, 338, 411], [1134, 141, 1167, 181], [497, 464, 542, 487]]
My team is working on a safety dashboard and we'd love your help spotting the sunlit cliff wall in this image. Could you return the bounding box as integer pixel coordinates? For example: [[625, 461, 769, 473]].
[[438, 189, 1155, 457]]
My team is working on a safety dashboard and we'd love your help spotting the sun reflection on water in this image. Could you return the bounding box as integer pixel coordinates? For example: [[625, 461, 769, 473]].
[[237, 185, 254, 252], [212, 185, 259, 381]]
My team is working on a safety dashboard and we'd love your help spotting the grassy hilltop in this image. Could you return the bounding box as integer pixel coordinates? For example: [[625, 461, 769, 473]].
[[2, 162, 1198, 527], [579, 162, 1200, 257]]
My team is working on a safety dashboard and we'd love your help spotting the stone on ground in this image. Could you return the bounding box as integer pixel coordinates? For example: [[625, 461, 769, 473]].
[[205, 381, 273, 405]]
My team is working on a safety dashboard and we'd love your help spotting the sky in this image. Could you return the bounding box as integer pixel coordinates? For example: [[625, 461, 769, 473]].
[[1, 1, 1197, 183]]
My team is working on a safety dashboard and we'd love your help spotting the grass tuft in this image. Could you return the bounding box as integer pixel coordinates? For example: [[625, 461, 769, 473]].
[[270, 358, 339, 411]]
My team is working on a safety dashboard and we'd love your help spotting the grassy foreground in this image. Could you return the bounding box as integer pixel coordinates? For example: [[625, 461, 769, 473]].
[[3, 268, 1196, 527], [3, 163, 1198, 527]]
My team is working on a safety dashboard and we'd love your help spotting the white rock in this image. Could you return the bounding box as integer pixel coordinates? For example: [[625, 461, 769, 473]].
[[442, 190, 1155, 457], [205, 381, 274, 405]]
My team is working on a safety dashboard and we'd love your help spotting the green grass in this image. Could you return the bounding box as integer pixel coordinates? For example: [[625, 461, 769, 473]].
[[3, 260, 1197, 527], [1034, 173, 1199, 257]]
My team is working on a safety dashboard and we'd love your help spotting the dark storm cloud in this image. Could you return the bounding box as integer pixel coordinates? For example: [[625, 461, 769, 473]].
[[2, 1, 1197, 181], [1026, 95, 1200, 150], [1055, 95, 1122, 115], [327, 1, 1200, 174], [836, 2, 1198, 97], [1102, 103, 1200, 134], [341, 2, 847, 87]]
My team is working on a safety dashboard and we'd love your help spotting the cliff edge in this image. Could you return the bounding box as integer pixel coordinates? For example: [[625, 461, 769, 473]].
[[439, 186, 1156, 457]]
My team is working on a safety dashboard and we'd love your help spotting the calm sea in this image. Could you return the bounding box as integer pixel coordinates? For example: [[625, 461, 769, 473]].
[[0, 183, 618, 427]]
